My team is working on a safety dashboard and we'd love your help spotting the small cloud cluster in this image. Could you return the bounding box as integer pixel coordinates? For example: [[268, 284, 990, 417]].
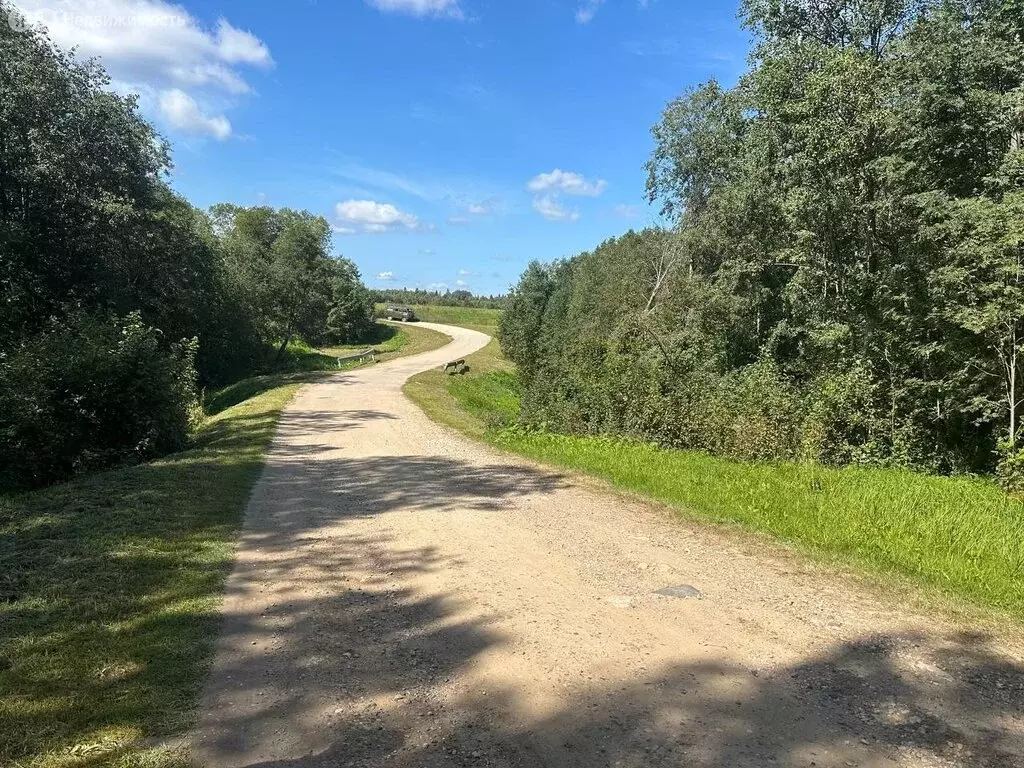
[[334, 200, 429, 234], [527, 168, 606, 222], [377, 271, 396, 281], [13, 0, 273, 139], [575, 0, 605, 24], [448, 197, 499, 225], [159, 89, 231, 139], [365, 0, 464, 19], [532, 195, 579, 222]]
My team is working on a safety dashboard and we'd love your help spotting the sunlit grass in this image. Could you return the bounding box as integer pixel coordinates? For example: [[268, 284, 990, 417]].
[[404, 305, 501, 335], [0, 380, 302, 768], [405, 339, 511, 439]]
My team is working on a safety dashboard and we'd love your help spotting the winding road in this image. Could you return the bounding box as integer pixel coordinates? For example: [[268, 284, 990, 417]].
[[192, 323, 1023, 768]]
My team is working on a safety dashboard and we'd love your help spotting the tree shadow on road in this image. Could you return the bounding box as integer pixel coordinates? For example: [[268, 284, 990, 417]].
[[184, 446, 1024, 768], [196, 572, 1024, 768]]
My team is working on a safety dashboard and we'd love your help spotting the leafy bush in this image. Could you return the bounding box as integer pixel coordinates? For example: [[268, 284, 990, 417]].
[[0, 313, 199, 491], [996, 441, 1024, 497]]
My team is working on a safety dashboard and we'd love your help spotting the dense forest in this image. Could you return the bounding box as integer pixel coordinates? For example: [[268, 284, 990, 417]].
[[0, 5, 375, 491], [500, 0, 1024, 482]]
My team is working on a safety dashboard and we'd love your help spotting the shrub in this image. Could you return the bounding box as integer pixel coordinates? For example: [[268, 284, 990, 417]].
[[0, 312, 199, 491], [996, 441, 1024, 497]]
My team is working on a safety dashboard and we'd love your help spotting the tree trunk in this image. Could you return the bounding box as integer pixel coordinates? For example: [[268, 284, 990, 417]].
[[274, 334, 292, 365], [1010, 336, 1018, 448]]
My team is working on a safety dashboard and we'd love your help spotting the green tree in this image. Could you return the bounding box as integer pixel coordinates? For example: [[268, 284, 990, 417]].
[[327, 258, 375, 344], [498, 261, 554, 383]]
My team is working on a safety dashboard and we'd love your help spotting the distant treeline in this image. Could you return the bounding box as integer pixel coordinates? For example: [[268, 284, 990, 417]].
[[500, 0, 1024, 483], [0, 6, 376, 490], [373, 288, 506, 309]]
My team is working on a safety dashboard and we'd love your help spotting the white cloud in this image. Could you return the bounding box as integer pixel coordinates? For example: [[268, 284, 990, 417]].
[[467, 203, 489, 215], [455, 279, 468, 287], [457, 269, 479, 277], [527, 169, 607, 197], [335, 200, 425, 234], [159, 89, 231, 139], [575, 0, 605, 23], [447, 215, 471, 225], [377, 271, 396, 281], [426, 282, 448, 291], [532, 195, 579, 222], [13, 0, 272, 136], [365, 0, 464, 19]]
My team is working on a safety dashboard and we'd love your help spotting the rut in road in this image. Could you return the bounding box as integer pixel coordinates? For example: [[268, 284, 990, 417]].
[[192, 322, 1024, 768]]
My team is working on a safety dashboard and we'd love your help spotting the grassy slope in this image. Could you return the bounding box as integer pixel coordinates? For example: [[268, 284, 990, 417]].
[[405, 318, 1024, 623], [403, 305, 501, 335], [277, 321, 451, 375], [0, 321, 452, 768], [405, 339, 514, 440], [0, 381, 301, 768]]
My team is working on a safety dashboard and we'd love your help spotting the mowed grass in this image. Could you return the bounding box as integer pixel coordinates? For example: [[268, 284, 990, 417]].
[[403, 305, 501, 335], [407, 329, 1024, 622], [0, 380, 304, 768]]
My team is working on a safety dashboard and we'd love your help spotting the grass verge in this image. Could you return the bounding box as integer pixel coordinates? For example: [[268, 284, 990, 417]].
[[0, 377, 307, 768], [406, 333, 1024, 624]]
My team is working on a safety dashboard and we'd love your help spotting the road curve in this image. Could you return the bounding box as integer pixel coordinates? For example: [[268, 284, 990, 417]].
[[192, 323, 1023, 768]]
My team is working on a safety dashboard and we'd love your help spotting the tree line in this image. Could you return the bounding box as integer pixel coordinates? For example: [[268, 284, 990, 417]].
[[500, 0, 1024, 483], [0, 5, 375, 491], [373, 288, 506, 309]]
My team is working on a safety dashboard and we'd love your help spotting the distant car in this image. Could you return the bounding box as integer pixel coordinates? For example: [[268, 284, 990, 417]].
[[385, 305, 416, 322]]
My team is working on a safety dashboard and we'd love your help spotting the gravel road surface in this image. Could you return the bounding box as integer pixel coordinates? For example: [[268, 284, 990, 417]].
[[192, 322, 1024, 768]]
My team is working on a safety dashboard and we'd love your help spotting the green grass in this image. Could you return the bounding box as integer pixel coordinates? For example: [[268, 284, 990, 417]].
[[0, 378, 305, 768], [406, 340, 1024, 623], [405, 338, 512, 439], [403, 305, 501, 335]]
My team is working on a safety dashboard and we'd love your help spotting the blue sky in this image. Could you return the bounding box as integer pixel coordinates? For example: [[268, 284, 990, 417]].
[[14, 0, 749, 295]]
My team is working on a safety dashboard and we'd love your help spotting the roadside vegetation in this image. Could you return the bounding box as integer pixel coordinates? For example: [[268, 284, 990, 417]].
[[0, 380, 301, 768], [501, 2, 1024, 484], [0, 7, 380, 494], [408, 330, 1024, 624]]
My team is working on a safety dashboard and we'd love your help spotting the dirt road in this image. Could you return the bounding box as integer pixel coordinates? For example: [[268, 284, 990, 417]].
[[192, 323, 1023, 768]]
